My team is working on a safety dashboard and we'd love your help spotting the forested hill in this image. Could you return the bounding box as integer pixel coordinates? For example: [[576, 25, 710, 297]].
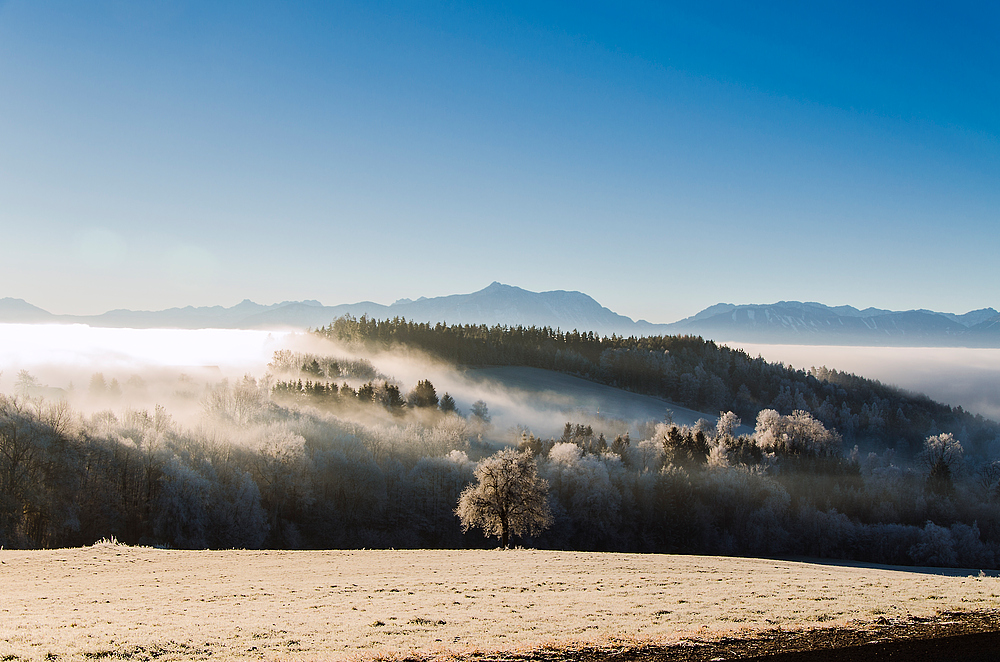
[[317, 316, 1000, 459]]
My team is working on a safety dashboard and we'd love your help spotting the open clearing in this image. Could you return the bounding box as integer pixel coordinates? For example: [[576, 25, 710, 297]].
[[1, 545, 998, 661]]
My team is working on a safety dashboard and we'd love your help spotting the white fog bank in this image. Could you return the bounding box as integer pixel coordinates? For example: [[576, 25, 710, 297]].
[[3, 325, 997, 428], [726, 342, 1000, 422], [0, 323, 292, 385]]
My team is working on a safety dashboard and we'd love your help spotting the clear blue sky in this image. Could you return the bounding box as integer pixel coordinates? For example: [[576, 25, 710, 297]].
[[1, 1, 997, 322]]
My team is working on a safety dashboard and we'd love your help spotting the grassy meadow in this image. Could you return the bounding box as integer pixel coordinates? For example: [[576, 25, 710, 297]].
[[2, 543, 998, 661]]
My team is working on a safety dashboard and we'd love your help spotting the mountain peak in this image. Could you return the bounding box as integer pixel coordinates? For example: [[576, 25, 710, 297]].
[[0, 298, 54, 322]]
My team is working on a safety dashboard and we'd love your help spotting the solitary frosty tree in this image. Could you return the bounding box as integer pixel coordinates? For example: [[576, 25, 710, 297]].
[[456, 447, 552, 548]]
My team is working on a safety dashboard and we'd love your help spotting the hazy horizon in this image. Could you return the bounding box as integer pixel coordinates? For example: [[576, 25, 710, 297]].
[[3, 286, 997, 328]]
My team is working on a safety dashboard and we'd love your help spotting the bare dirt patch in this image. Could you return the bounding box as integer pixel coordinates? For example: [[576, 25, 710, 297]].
[[1, 545, 998, 661]]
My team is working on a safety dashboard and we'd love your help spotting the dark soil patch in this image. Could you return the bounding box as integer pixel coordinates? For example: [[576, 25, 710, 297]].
[[423, 610, 1000, 662]]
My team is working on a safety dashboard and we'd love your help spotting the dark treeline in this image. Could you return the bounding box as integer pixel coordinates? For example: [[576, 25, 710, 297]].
[[316, 316, 1000, 460], [272, 379, 405, 411], [0, 382, 482, 551], [4, 385, 1000, 570]]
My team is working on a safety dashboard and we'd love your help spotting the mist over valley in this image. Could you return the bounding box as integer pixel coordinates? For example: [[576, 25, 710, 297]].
[[727, 343, 1000, 423], [3, 2, 999, 658], [3, 315, 1000, 575]]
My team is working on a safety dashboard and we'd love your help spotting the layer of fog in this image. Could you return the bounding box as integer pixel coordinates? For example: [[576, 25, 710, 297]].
[[0, 324, 702, 439], [283, 334, 700, 439], [726, 342, 1000, 421], [0, 324, 294, 421], [5, 324, 995, 435], [0, 324, 291, 376]]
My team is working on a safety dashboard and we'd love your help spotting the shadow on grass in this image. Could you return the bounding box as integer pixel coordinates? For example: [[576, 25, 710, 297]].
[[777, 556, 999, 577]]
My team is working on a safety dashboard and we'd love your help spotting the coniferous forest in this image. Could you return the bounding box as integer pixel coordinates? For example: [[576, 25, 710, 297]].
[[3, 316, 1000, 569]]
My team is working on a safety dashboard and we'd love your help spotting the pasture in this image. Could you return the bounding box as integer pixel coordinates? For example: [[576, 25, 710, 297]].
[[2, 543, 998, 661]]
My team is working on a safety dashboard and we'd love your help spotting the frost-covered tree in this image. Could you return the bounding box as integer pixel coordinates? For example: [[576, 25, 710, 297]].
[[754, 409, 841, 458], [154, 456, 213, 548], [920, 432, 964, 471], [629, 438, 665, 473], [456, 448, 552, 548], [543, 443, 622, 545], [205, 376, 269, 425], [920, 433, 964, 497], [716, 411, 741, 441]]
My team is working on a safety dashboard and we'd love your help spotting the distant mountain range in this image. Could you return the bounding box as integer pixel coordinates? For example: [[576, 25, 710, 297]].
[[0, 283, 639, 335], [3, 283, 999, 347], [667, 301, 1000, 347]]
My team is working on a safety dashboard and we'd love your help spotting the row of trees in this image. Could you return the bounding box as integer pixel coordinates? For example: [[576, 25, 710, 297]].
[[270, 376, 474, 420]]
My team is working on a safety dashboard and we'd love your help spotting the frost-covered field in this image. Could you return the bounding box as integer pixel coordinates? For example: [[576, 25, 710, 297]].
[[2, 544, 998, 661]]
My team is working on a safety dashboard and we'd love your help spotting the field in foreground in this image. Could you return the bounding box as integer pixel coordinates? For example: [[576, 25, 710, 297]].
[[1, 545, 999, 661]]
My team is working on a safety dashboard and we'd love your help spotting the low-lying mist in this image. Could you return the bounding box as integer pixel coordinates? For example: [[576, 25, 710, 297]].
[[0, 323, 293, 422], [0, 323, 690, 439], [249, 331, 710, 439], [727, 342, 1000, 422], [0, 322, 291, 383], [5, 325, 997, 437], [4, 323, 1000, 568]]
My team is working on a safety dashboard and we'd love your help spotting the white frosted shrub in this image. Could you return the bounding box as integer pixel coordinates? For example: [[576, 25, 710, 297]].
[[909, 521, 958, 567], [154, 456, 212, 548], [629, 438, 665, 473], [542, 443, 622, 543]]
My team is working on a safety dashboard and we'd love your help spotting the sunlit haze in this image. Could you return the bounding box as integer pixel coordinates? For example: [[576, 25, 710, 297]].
[[0, 324, 290, 374]]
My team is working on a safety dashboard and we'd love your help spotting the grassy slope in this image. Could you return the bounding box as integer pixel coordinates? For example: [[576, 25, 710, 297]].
[[2, 545, 997, 661]]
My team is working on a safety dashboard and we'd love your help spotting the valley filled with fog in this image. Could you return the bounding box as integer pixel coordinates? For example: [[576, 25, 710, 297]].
[[5, 323, 993, 429], [729, 342, 1000, 422], [2, 320, 1000, 572], [0, 324, 694, 436]]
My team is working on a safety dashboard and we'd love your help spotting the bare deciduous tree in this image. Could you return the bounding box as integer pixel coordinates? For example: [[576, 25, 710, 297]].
[[456, 448, 551, 548]]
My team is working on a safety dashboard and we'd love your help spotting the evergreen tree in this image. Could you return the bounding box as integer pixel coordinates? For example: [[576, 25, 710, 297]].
[[439, 392, 457, 414], [407, 379, 439, 408]]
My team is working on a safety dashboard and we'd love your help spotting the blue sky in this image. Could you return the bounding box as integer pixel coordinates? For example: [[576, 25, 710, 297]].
[[1, 1, 997, 323]]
